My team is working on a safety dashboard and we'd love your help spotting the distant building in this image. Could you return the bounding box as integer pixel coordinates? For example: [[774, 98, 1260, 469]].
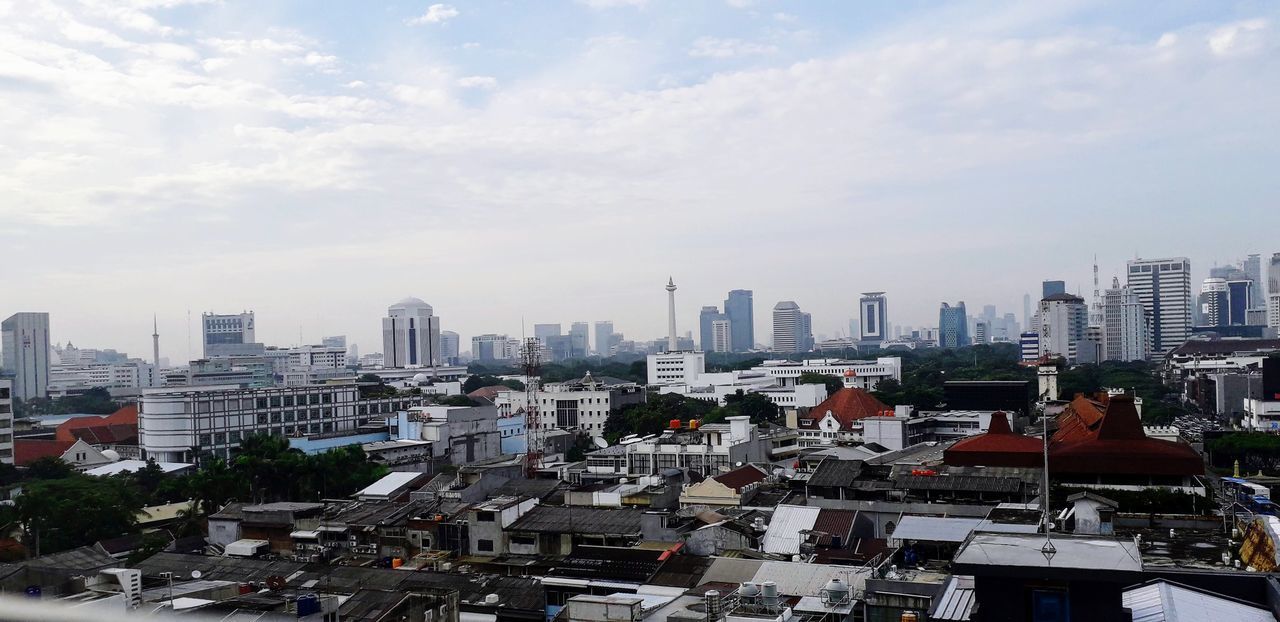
[[724, 289, 754, 352], [2, 312, 51, 401], [321, 335, 346, 350], [1127, 257, 1192, 356], [495, 372, 645, 438], [646, 351, 705, 385], [1037, 293, 1087, 363], [592, 321, 613, 356], [584, 416, 797, 478], [49, 360, 159, 395], [1042, 280, 1066, 298], [1019, 331, 1039, 362], [1245, 254, 1263, 308], [381, 297, 441, 368], [859, 292, 888, 347], [0, 379, 12, 464], [1102, 278, 1149, 362], [201, 311, 258, 358], [938, 302, 969, 349], [569, 322, 589, 359], [439, 330, 461, 364], [471, 334, 509, 362], [973, 320, 990, 345], [699, 306, 726, 352], [711, 319, 733, 353]]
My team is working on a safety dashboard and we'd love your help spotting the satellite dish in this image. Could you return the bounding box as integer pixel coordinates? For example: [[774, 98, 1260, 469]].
[[593, 437, 609, 449], [190, 570, 202, 579]]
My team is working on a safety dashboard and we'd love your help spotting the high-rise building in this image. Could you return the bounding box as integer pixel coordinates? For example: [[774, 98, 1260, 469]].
[[974, 320, 990, 345], [534, 324, 561, 343], [1245, 254, 1263, 308], [699, 306, 726, 352], [1042, 281, 1066, 298], [593, 321, 614, 356], [801, 312, 813, 353], [1102, 278, 1149, 362], [711, 319, 732, 353], [1227, 279, 1253, 326], [1199, 277, 1228, 327], [381, 297, 441, 368], [0, 379, 11, 464], [938, 302, 969, 349], [1037, 293, 1088, 363], [1023, 293, 1032, 329], [724, 289, 755, 352], [471, 333, 508, 362], [440, 331, 461, 364], [1019, 331, 1039, 362], [201, 311, 257, 357], [2, 312, 50, 402], [569, 322, 589, 358], [1269, 254, 1280, 329], [772, 301, 806, 353], [859, 292, 888, 346], [1126, 257, 1192, 356]]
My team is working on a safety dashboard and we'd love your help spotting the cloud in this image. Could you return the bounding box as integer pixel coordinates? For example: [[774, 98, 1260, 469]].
[[688, 36, 778, 58], [773, 12, 798, 23], [1207, 18, 1269, 56], [457, 75, 498, 89], [407, 4, 459, 25], [576, 0, 647, 8]]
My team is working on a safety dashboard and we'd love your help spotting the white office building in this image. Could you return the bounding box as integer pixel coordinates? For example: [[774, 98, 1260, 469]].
[[49, 360, 159, 395], [139, 384, 419, 462], [1126, 257, 1192, 356], [202, 311, 258, 357], [584, 416, 798, 478], [0, 379, 12, 464], [646, 351, 706, 385], [1038, 293, 1088, 363], [289, 345, 347, 369], [381, 297, 441, 368], [711, 319, 732, 353], [494, 373, 646, 438], [749, 357, 902, 391], [2, 312, 51, 402], [1102, 278, 1150, 362], [772, 301, 807, 353], [471, 333, 511, 362]]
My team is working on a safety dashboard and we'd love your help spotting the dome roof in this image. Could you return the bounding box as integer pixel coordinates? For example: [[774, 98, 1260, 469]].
[[389, 296, 432, 310]]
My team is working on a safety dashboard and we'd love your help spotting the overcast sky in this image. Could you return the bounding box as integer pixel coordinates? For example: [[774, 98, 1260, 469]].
[[2, 0, 1278, 361]]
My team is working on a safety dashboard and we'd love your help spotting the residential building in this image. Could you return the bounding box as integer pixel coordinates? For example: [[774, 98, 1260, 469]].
[[1042, 280, 1066, 298], [724, 289, 754, 352], [396, 406, 504, 467], [201, 311, 258, 358], [1038, 293, 1087, 362], [569, 322, 589, 359], [2, 312, 51, 401], [859, 292, 888, 347], [471, 334, 509, 362], [593, 321, 613, 356], [1126, 257, 1192, 355], [584, 416, 798, 478], [699, 306, 726, 352], [138, 383, 419, 462], [1102, 277, 1150, 361], [711, 319, 732, 353], [381, 297, 441, 368], [772, 301, 806, 353], [439, 331, 460, 365], [0, 379, 12, 464], [938, 302, 969, 349], [495, 373, 646, 438]]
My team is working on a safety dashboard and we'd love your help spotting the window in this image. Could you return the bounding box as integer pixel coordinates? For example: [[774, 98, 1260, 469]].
[[256, 397, 268, 409], [270, 396, 281, 408], [283, 396, 294, 407], [477, 539, 494, 552], [257, 414, 268, 425], [510, 535, 535, 546]]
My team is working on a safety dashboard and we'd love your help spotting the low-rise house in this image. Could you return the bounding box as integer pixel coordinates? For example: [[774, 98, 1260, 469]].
[[679, 464, 769, 508], [467, 496, 539, 557]]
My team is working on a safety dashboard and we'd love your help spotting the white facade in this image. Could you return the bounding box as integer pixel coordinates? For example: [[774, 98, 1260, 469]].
[[1126, 257, 1192, 355], [859, 292, 888, 344], [1269, 294, 1280, 330], [772, 301, 805, 353], [658, 371, 827, 408], [585, 416, 797, 478], [494, 377, 645, 438], [1244, 398, 1280, 432], [1102, 279, 1149, 361], [381, 297, 441, 368], [1038, 294, 1087, 363], [0, 379, 12, 464], [711, 319, 732, 353], [138, 384, 417, 462], [289, 345, 347, 369], [471, 333, 510, 362], [201, 311, 257, 357], [750, 357, 902, 390], [49, 360, 158, 394], [2, 312, 51, 401], [647, 351, 706, 384]]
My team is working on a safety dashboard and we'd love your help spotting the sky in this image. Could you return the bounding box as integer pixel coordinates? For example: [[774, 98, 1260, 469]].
[[1, 0, 1278, 362]]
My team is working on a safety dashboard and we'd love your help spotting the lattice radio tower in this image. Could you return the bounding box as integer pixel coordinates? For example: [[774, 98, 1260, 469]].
[[521, 337, 543, 478]]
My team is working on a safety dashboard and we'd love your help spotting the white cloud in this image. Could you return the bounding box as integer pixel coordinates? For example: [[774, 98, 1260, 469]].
[[688, 36, 778, 58], [457, 75, 498, 89], [576, 0, 647, 8], [1208, 18, 1268, 56], [773, 12, 798, 23], [407, 4, 459, 26]]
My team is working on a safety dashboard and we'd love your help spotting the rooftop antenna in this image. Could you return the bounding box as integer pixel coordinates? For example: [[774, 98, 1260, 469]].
[[522, 337, 543, 478], [186, 309, 192, 362]]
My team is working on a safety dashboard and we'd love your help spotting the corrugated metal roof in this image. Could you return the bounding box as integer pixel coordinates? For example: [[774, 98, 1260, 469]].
[[760, 505, 820, 554], [929, 575, 975, 621], [806, 459, 862, 487], [954, 533, 1142, 572], [891, 516, 985, 543], [507, 505, 644, 535], [1122, 580, 1273, 622]]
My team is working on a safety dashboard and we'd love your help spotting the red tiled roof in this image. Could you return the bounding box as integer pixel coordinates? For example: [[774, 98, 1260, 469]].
[[799, 388, 891, 431], [14, 439, 74, 466], [711, 464, 768, 491], [943, 412, 1043, 468], [1051, 395, 1106, 446], [1050, 395, 1203, 477], [467, 385, 507, 403], [56, 404, 138, 442], [68, 423, 138, 445]]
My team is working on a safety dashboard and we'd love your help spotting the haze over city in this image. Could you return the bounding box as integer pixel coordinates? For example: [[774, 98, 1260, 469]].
[[2, 0, 1278, 361]]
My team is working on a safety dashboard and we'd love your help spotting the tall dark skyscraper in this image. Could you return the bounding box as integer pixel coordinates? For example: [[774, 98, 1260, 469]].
[[1042, 280, 1066, 298], [724, 289, 754, 352], [939, 301, 970, 349], [699, 306, 726, 352]]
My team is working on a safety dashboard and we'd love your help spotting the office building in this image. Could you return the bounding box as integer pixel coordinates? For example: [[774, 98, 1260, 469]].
[[1228, 279, 1253, 325], [711, 319, 732, 353], [698, 306, 724, 352], [1102, 278, 1149, 361], [139, 384, 419, 462], [494, 373, 645, 438], [724, 289, 754, 352], [471, 334, 509, 362], [321, 335, 346, 350], [569, 322, 589, 359], [974, 320, 990, 345], [381, 297, 441, 368], [201, 311, 258, 358], [0, 379, 12, 464], [859, 292, 887, 346], [1199, 277, 1228, 327], [593, 321, 613, 356], [533, 324, 560, 343], [1023, 293, 1032, 329], [772, 301, 806, 353], [439, 331, 460, 364], [49, 360, 159, 395], [1126, 257, 1192, 356], [1042, 281, 1066, 298], [1037, 294, 1087, 362], [2, 312, 51, 401], [1245, 254, 1263, 308], [938, 302, 969, 349], [801, 312, 813, 352], [1019, 331, 1039, 362]]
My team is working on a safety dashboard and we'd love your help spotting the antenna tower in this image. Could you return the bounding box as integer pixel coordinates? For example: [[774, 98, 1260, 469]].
[[521, 337, 543, 478], [1091, 255, 1103, 326]]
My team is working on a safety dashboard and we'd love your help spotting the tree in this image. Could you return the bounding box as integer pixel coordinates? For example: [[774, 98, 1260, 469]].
[[463, 375, 503, 394], [499, 378, 526, 391], [725, 391, 781, 424], [438, 395, 479, 407], [26, 457, 74, 480], [798, 372, 842, 396], [17, 475, 143, 555]]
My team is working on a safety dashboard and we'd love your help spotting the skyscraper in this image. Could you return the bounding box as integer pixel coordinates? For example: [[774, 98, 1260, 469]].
[[772, 301, 805, 353], [201, 311, 257, 357], [1245, 254, 1263, 308], [381, 297, 441, 368], [706, 307, 727, 355], [1198, 277, 1228, 327], [440, 331, 460, 364], [711, 319, 732, 353], [974, 320, 990, 345], [801, 312, 813, 352], [938, 302, 969, 349], [593, 321, 614, 356], [1126, 257, 1192, 355], [724, 289, 755, 352], [1042, 281, 1066, 298], [534, 324, 561, 343], [569, 322, 589, 358], [1270, 253, 1280, 329], [1023, 293, 1032, 329], [1102, 277, 1149, 361], [1037, 294, 1087, 363], [1, 312, 50, 402], [859, 292, 887, 346]]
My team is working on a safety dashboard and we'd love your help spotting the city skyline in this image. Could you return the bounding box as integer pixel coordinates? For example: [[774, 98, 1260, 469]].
[[2, 1, 1278, 359]]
